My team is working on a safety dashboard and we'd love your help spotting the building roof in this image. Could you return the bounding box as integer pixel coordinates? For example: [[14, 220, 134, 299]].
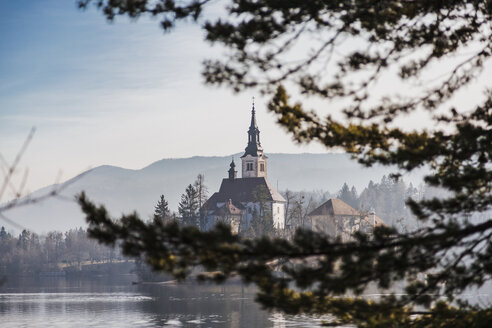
[[213, 200, 243, 216], [202, 177, 285, 211], [308, 198, 387, 226], [308, 198, 361, 216]]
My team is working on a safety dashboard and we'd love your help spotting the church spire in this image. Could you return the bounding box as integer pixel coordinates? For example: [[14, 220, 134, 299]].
[[250, 97, 258, 131], [242, 98, 263, 158], [241, 99, 268, 178]]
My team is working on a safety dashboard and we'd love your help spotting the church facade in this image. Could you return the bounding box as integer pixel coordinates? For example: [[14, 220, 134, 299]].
[[201, 103, 286, 234]]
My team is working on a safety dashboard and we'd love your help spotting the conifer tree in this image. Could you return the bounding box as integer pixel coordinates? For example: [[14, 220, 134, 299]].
[[178, 184, 199, 226], [153, 195, 171, 223], [248, 185, 276, 237], [338, 183, 359, 209], [0, 226, 7, 240]]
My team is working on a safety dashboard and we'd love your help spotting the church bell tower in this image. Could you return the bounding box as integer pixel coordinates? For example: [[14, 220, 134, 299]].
[[241, 100, 267, 178]]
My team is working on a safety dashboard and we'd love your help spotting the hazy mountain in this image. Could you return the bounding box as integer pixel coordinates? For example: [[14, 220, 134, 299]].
[[1, 153, 425, 233]]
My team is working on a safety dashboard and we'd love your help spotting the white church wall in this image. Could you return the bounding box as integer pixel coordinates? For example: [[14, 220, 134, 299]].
[[272, 202, 285, 230]]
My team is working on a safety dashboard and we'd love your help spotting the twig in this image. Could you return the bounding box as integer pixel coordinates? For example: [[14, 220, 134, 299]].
[[0, 127, 35, 202], [0, 212, 26, 231]]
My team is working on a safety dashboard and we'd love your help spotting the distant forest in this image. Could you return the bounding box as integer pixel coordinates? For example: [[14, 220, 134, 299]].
[[0, 227, 124, 278], [154, 174, 443, 235], [1, 175, 441, 280], [282, 175, 444, 231]]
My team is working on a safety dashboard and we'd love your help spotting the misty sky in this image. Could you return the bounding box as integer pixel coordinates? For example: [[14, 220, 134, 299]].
[[0, 1, 328, 197], [1, 1, 490, 199]]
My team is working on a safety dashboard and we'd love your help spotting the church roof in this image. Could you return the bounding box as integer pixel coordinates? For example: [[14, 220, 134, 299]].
[[203, 177, 285, 210], [202, 192, 219, 212], [308, 198, 360, 216]]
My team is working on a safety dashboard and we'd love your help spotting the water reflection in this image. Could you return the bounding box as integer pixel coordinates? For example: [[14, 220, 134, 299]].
[[137, 283, 270, 327], [0, 276, 326, 327]]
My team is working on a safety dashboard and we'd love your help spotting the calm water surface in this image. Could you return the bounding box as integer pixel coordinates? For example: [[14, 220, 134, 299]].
[[0, 276, 329, 327]]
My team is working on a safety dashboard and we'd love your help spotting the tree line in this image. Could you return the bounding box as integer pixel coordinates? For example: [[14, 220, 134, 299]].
[[152, 174, 208, 227], [0, 226, 121, 278], [282, 175, 432, 232], [157, 173, 427, 238], [0, 173, 439, 282]]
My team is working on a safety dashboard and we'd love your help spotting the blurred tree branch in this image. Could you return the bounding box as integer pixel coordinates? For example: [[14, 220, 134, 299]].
[[77, 1, 492, 326], [0, 128, 85, 230]]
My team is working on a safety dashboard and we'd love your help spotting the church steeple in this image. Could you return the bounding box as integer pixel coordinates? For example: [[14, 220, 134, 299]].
[[242, 99, 263, 158], [241, 98, 268, 178], [250, 100, 258, 131]]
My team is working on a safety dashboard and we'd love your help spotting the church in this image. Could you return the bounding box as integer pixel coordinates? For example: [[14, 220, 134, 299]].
[[201, 103, 286, 234]]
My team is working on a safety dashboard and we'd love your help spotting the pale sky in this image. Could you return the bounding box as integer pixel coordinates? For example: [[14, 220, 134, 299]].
[[0, 1, 329, 198], [1, 1, 490, 200]]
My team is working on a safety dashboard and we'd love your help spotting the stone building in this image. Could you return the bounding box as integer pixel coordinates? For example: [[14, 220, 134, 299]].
[[201, 103, 286, 233], [307, 198, 385, 241]]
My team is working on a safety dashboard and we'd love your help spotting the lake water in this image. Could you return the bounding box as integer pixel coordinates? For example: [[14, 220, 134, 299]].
[[0, 275, 329, 327]]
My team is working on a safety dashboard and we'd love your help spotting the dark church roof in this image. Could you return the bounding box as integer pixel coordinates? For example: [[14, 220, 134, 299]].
[[203, 177, 285, 210]]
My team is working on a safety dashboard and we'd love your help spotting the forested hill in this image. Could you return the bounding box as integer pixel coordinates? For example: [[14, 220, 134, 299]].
[[2, 153, 424, 233]]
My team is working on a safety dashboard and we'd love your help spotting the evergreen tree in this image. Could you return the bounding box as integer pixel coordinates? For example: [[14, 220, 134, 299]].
[[17, 230, 31, 251], [338, 183, 351, 201], [0, 226, 7, 240], [248, 185, 276, 237], [178, 184, 199, 226], [338, 183, 358, 209], [153, 195, 171, 223], [249, 207, 275, 238], [350, 186, 358, 207]]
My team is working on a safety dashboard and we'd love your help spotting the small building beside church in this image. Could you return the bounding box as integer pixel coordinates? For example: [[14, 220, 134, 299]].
[[307, 198, 385, 241], [201, 103, 286, 233]]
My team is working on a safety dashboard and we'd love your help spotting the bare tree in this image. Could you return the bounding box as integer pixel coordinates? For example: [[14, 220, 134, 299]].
[[282, 189, 294, 229], [193, 174, 209, 229], [193, 174, 208, 210], [288, 193, 317, 230]]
